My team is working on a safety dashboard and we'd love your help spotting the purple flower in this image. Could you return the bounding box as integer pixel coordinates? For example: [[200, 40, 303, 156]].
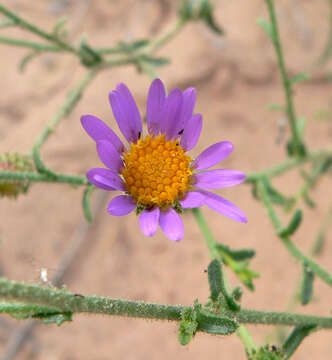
[[81, 79, 247, 241]]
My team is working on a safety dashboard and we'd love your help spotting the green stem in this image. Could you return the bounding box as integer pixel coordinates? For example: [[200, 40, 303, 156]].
[[0, 302, 64, 317], [1, 279, 332, 329], [33, 68, 98, 151], [145, 18, 187, 54], [258, 180, 332, 288], [192, 208, 219, 259], [264, 0, 304, 156], [245, 149, 332, 182], [0, 36, 61, 51], [0, 171, 88, 186], [312, 204, 332, 255], [192, 208, 256, 351], [0, 4, 78, 55]]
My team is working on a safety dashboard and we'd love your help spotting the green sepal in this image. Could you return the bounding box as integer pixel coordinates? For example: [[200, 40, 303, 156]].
[[278, 209, 303, 238], [135, 203, 147, 215], [196, 311, 239, 335], [207, 259, 222, 302], [282, 325, 316, 359], [173, 199, 184, 214], [82, 186, 95, 223], [301, 263, 314, 306], [215, 243, 255, 262]]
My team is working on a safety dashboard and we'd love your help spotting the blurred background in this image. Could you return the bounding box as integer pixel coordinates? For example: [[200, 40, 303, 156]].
[[0, 0, 332, 359]]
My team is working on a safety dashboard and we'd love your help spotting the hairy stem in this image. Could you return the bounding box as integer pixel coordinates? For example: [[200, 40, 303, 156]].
[[0, 4, 78, 55], [192, 208, 256, 351], [1, 279, 332, 329], [257, 180, 332, 288], [264, 0, 304, 156]]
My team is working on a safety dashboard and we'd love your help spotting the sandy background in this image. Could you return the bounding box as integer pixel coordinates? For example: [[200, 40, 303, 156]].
[[0, 0, 332, 359]]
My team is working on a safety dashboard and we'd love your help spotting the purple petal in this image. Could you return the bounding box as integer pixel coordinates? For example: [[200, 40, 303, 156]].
[[80, 115, 124, 153], [194, 170, 246, 189], [96, 140, 123, 173], [201, 190, 247, 223], [107, 195, 136, 216], [193, 141, 234, 170], [180, 113, 202, 151], [146, 79, 166, 135], [139, 207, 160, 236], [159, 208, 184, 241], [87, 168, 125, 191], [159, 89, 183, 139], [179, 191, 206, 208], [109, 86, 142, 143], [178, 87, 196, 132], [116, 83, 142, 134]]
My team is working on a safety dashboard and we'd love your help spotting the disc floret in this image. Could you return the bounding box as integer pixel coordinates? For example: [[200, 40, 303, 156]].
[[121, 135, 192, 208]]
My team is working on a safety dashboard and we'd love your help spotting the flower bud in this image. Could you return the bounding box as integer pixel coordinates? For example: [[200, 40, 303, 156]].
[[0, 153, 34, 198]]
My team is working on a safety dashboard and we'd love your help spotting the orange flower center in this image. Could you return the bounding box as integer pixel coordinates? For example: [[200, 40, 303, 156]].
[[121, 135, 192, 207]]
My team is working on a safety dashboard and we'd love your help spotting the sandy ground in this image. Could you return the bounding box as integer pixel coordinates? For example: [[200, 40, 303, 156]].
[[0, 1, 332, 359]]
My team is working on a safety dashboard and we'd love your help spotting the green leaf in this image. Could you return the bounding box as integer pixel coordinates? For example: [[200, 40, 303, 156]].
[[257, 18, 274, 39], [215, 244, 255, 262], [278, 209, 303, 238], [19, 51, 40, 72], [178, 320, 197, 345], [196, 311, 238, 335], [235, 264, 260, 291], [303, 192, 316, 208], [82, 186, 95, 223], [38, 311, 72, 326], [53, 17, 68, 37], [301, 263, 314, 305], [208, 259, 222, 302], [139, 55, 170, 67], [282, 325, 316, 359], [199, 0, 224, 35], [79, 40, 102, 67], [296, 116, 307, 138], [290, 73, 310, 84]]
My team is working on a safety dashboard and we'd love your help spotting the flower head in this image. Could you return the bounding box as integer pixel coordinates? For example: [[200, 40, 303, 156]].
[[81, 79, 247, 241]]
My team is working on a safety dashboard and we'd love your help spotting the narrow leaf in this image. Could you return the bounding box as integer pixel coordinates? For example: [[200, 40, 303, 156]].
[[208, 259, 222, 301], [19, 51, 40, 72], [82, 186, 95, 223], [301, 263, 314, 305], [278, 209, 303, 237], [257, 18, 274, 39], [265, 102, 285, 111], [215, 244, 255, 262], [197, 312, 238, 335], [291, 73, 310, 84], [282, 325, 316, 359], [178, 320, 197, 345]]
